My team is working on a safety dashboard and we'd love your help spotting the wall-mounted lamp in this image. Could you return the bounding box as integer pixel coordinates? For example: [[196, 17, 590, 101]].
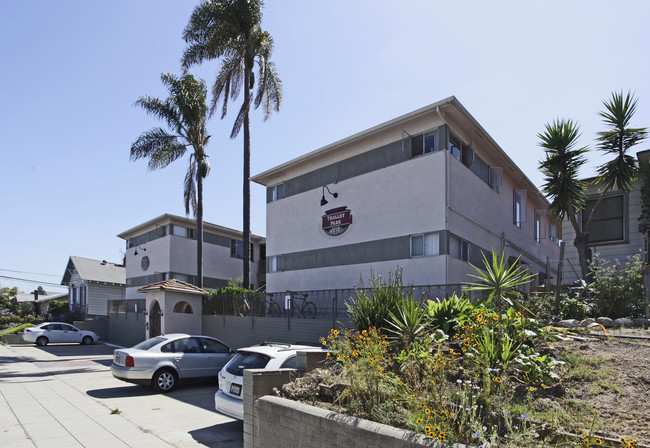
[[320, 185, 338, 206], [134, 245, 146, 256]]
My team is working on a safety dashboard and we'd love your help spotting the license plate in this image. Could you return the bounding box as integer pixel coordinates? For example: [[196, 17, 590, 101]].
[[230, 383, 241, 396]]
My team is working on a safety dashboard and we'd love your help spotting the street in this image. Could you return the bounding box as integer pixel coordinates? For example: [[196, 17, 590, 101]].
[[0, 342, 243, 448]]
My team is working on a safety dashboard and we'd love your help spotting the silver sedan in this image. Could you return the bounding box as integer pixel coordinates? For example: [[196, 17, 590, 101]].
[[111, 334, 235, 393]]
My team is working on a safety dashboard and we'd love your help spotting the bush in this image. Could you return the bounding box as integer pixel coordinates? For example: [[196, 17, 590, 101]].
[[48, 300, 69, 321], [347, 268, 405, 332], [0, 323, 34, 336], [588, 253, 645, 318]]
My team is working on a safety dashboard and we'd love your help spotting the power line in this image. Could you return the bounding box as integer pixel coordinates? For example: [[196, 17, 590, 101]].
[[0, 268, 60, 277], [0, 275, 65, 289]]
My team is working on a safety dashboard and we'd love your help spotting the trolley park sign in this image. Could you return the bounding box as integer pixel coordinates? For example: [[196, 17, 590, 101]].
[[322, 206, 353, 236]]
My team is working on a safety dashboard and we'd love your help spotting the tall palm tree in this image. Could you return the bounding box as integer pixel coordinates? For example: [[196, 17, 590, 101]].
[[182, 0, 282, 289], [130, 72, 211, 288], [539, 91, 647, 280], [539, 119, 590, 278]]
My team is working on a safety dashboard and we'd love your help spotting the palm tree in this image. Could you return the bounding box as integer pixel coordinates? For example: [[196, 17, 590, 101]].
[[539, 91, 647, 280], [130, 72, 211, 288], [538, 119, 590, 278], [182, 0, 282, 289]]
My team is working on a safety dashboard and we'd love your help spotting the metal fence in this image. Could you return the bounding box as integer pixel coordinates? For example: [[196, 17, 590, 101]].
[[202, 284, 465, 322], [107, 299, 146, 314]]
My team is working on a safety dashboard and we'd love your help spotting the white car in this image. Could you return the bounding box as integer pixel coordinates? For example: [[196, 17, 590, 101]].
[[22, 322, 99, 346], [215, 343, 326, 420], [111, 334, 235, 393]]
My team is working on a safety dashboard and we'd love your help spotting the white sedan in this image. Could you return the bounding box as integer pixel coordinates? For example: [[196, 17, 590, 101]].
[[22, 322, 100, 346]]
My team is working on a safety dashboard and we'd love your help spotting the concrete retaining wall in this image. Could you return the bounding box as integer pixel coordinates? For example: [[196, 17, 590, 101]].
[[202, 315, 350, 349], [253, 396, 471, 448]]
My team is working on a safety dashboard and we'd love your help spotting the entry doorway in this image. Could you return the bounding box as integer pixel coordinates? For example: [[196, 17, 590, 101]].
[[149, 301, 161, 338]]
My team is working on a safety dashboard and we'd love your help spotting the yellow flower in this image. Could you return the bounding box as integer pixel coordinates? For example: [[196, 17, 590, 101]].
[[529, 387, 536, 391], [594, 439, 602, 445], [437, 433, 446, 441], [493, 377, 502, 383], [416, 418, 423, 424]]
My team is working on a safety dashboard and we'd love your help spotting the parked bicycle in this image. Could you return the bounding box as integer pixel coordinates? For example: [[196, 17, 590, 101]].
[[262, 294, 282, 317], [288, 291, 317, 318]]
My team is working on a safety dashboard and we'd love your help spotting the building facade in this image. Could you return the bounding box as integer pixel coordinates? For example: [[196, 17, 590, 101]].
[[561, 150, 650, 286], [117, 214, 266, 300], [252, 97, 561, 296], [61, 256, 126, 318]]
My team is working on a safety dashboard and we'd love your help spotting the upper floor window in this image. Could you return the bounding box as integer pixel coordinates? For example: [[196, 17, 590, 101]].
[[410, 232, 440, 257], [231, 240, 254, 261], [171, 225, 194, 239], [534, 211, 546, 242], [268, 255, 283, 273], [582, 194, 625, 243], [513, 189, 527, 228], [271, 184, 284, 202], [411, 129, 439, 157]]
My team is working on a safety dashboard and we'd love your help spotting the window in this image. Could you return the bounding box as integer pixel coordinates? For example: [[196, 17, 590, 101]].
[[268, 255, 283, 273], [280, 356, 297, 369], [410, 232, 440, 257], [410, 129, 439, 157], [448, 133, 463, 161], [200, 338, 230, 354], [534, 211, 546, 242], [171, 225, 194, 238], [449, 236, 469, 262], [513, 189, 527, 228], [173, 301, 193, 314], [271, 184, 284, 201], [231, 240, 254, 261], [582, 194, 625, 243], [79, 285, 86, 306]]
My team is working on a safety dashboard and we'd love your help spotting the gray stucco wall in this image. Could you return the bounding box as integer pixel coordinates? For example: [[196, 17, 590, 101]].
[[201, 315, 350, 349], [107, 312, 146, 347]]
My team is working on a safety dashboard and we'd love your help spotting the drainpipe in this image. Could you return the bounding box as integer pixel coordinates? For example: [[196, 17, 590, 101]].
[[436, 106, 450, 295]]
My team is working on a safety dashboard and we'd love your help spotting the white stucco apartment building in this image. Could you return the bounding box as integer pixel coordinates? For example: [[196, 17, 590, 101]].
[[117, 214, 266, 300], [252, 97, 561, 296]]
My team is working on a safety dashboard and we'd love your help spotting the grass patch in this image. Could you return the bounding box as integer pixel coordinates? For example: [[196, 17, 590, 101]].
[[0, 323, 34, 336]]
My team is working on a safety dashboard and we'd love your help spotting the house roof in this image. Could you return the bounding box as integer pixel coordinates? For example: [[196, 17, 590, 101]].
[[137, 279, 207, 296], [251, 96, 551, 207], [116, 213, 265, 242], [13, 291, 68, 303], [61, 256, 126, 286]]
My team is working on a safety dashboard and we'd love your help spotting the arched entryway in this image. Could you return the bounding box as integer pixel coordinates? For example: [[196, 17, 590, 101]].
[[149, 301, 162, 338]]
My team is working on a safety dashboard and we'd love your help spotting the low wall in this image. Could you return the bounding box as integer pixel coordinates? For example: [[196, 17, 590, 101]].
[[253, 396, 470, 448], [1, 334, 30, 344], [202, 315, 351, 349], [107, 312, 146, 347], [74, 319, 109, 341]]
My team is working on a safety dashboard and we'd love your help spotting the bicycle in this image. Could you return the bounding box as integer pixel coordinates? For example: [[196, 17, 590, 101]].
[[288, 291, 317, 318], [261, 294, 282, 317]]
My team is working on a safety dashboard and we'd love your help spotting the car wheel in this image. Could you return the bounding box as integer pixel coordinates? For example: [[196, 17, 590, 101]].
[[153, 368, 178, 393], [36, 336, 48, 347], [82, 336, 93, 345]]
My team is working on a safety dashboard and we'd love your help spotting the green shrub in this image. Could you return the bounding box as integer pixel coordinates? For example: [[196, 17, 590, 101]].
[[48, 300, 69, 320], [347, 268, 404, 332], [588, 253, 646, 318], [0, 323, 34, 335], [425, 293, 472, 336]]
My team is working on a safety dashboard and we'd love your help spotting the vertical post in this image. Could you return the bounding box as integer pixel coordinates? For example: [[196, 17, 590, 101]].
[[554, 241, 565, 316], [332, 294, 337, 330]]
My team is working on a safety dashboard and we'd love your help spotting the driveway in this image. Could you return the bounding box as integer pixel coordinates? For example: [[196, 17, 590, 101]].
[[0, 342, 242, 448]]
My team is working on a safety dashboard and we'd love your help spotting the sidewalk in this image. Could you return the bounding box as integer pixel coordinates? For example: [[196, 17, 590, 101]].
[[0, 344, 175, 448]]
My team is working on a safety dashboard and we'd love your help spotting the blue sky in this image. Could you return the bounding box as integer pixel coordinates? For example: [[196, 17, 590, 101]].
[[2, 1, 649, 294]]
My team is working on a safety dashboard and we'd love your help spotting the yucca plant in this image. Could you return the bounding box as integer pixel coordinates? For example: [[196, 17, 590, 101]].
[[425, 293, 472, 336], [466, 250, 537, 318]]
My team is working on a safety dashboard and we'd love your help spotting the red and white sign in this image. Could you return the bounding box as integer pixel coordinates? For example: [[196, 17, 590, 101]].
[[322, 206, 353, 236]]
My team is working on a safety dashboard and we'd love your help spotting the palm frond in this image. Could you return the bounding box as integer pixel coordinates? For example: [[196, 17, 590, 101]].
[[130, 128, 186, 170], [230, 96, 250, 139], [184, 156, 197, 216]]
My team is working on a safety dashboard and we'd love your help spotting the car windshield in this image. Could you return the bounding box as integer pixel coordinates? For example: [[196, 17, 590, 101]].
[[131, 336, 167, 351], [226, 352, 271, 376]]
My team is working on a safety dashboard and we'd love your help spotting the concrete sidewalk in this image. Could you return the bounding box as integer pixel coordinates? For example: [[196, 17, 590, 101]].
[[0, 343, 172, 448]]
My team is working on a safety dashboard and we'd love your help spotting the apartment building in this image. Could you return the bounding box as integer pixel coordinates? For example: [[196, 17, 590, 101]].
[[252, 96, 561, 296]]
